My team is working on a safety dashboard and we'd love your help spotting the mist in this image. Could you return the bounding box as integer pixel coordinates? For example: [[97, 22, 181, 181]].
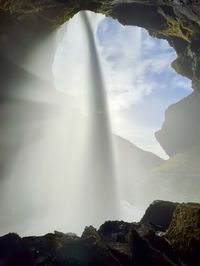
[[0, 11, 121, 236], [0, 9, 198, 237]]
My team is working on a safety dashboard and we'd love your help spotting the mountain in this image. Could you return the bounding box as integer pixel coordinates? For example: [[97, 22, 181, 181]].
[[149, 145, 200, 203], [114, 136, 200, 209], [114, 135, 164, 172], [113, 135, 164, 205]]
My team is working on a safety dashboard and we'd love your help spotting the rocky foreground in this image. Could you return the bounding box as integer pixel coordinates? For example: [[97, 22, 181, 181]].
[[0, 200, 199, 266]]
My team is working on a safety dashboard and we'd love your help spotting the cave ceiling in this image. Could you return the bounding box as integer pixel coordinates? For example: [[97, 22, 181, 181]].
[[0, 0, 200, 89]]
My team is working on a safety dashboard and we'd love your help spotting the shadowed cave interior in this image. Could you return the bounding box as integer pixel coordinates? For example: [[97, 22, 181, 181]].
[[0, 1, 200, 265]]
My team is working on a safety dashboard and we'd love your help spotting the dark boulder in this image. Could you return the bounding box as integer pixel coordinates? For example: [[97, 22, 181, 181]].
[[0, 233, 34, 266], [98, 221, 133, 243], [140, 200, 178, 231], [142, 229, 180, 265], [166, 203, 200, 266], [129, 229, 178, 266]]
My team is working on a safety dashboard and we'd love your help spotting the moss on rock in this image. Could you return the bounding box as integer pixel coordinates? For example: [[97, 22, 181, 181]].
[[157, 7, 195, 43], [166, 203, 200, 265]]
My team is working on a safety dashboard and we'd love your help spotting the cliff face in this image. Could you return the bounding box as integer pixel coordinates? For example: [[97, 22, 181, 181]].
[[153, 91, 200, 202], [155, 91, 200, 157]]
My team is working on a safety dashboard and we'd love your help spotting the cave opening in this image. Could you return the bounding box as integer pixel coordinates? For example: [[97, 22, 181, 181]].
[[53, 11, 193, 161], [0, 8, 198, 238], [52, 11, 194, 228]]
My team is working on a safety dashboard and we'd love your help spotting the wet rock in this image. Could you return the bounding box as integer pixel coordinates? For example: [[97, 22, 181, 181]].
[[98, 221, 134, 266], [129, 229, 178, 266], [113, 3, 167, 31], [22, 231, 121, 265], [0, 201, 199, 265], [0, 233, 34, 266], [140, 200, 178, 231], [98, 221, 134, 243], [166, 203, 200, 266], [81, 226, 101, 242], [21, 233, 65, 265], [56, 238, 121, 266], [142, 229, 180, 265]]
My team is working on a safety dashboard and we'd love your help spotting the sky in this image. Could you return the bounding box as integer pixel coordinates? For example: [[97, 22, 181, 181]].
[[53, 12, 192, 159], [96, 16, 192, 159]]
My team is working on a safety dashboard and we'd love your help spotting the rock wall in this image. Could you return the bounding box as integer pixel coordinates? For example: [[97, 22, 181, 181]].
[[155, 91, 200, 156]]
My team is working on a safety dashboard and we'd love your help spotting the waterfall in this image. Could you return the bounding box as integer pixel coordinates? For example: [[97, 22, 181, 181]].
[[79, 11, 120, 224], [0, 11, 120, 236]]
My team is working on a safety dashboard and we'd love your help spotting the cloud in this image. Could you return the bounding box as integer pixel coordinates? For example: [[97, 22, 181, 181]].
[[96, 17, 191, 158], [96, 18, 178, 110]]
